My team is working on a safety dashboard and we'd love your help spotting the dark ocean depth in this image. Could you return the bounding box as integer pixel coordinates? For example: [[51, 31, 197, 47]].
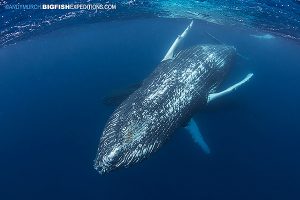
[[0, 18, 300, 199]]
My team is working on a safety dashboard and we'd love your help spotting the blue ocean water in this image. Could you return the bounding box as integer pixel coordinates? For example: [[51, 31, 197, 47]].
[[1, 0, 300, 47], [1, 1, 300, 200]]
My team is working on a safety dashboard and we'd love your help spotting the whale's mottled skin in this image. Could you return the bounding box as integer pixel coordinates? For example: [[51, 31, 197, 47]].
[[94, 44, 236, 174]]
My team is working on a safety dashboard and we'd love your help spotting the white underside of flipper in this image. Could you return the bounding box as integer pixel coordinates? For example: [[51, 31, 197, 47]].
[[162, 21, 194, 61], [207, 73, 254, 103], [185, 73, 253, 154], [185, 118, 211, 154]]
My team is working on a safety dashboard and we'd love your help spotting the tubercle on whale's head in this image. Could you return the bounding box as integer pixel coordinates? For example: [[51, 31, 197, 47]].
[[94, 144, 124, 174], [94, 123, 127, 174], [94, 110, 151, 174]]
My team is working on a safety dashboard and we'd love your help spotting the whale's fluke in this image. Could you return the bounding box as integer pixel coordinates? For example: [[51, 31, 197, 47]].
[[185, 118, 210, 154]]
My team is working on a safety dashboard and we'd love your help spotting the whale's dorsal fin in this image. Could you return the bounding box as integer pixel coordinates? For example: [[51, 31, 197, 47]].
[[208, 73, 254, 103], [185, 118, 210, 154], [162, 21, 193, 61]]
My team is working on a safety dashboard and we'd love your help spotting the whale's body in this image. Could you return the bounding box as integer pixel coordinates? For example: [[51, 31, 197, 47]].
[[94, 44, 236, 174]]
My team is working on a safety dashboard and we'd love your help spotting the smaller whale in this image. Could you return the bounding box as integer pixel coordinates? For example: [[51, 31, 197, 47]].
[[250, 34, 275, 40]]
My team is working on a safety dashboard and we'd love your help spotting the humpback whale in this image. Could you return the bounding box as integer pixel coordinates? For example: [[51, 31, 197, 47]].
[[94, 21, 253, 174]]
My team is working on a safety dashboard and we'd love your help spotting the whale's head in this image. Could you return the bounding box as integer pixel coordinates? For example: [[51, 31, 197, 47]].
[[94, 105, 156, 174], [94, 119, 127, 174], [94, 142, 124, 174]]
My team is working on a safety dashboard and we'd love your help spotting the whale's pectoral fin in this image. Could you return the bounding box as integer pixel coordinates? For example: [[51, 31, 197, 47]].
[[185, 118, 210, 154], [162, 21, 193, 61], [207, 73, 254, 103]]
